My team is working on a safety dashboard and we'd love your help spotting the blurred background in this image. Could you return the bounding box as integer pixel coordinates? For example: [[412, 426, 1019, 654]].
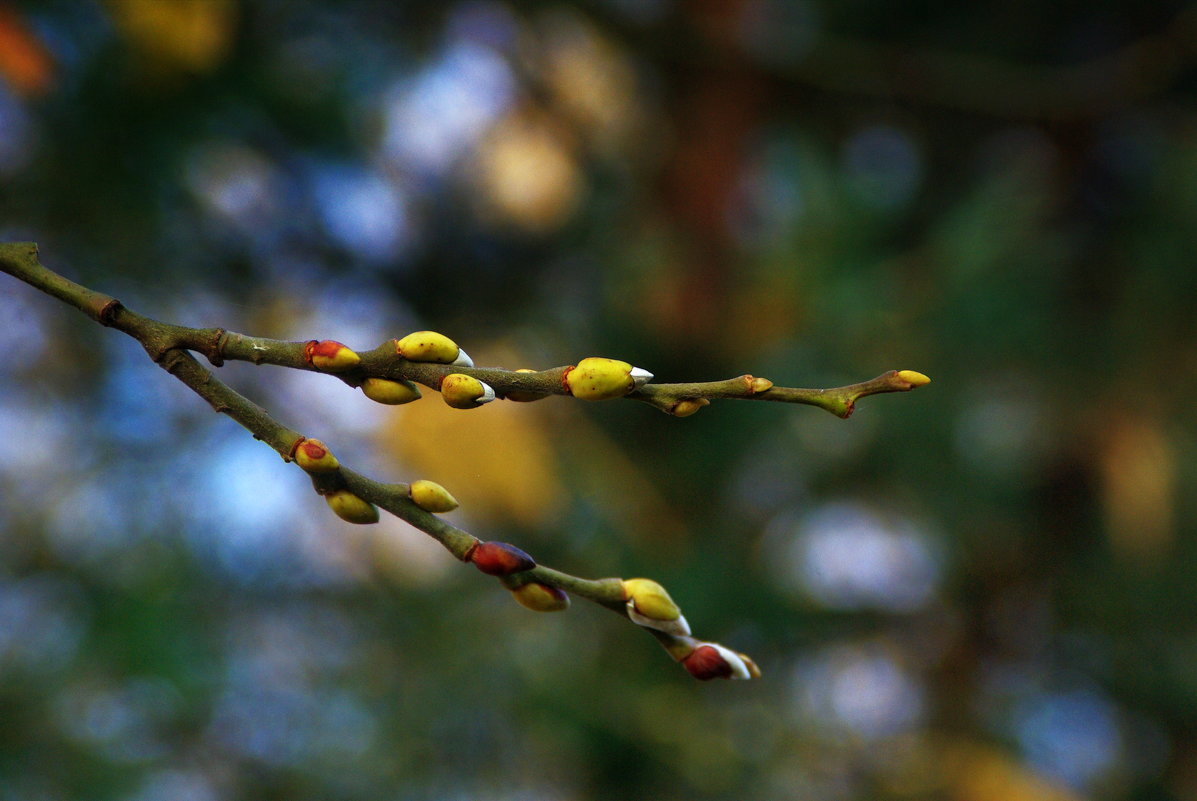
[[1, 0, 1196, 799]]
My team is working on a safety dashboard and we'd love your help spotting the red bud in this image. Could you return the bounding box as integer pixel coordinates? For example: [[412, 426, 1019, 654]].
[[468, 541, 535, 576], [682, 645, 734, 681]]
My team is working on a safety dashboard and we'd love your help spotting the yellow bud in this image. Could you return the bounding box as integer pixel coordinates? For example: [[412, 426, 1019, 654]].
[[294, 438, 339, 473], [622, 578, 690, 636], [897, 370, 931, 387], [396, 331, 462, 364], [564, 357, 652, 401], [305, 340, 360, 372], [504, 368, 548, 403], [440, 373, 495, 409], [671, 398, 709, 417], [360, 377, 422, 405], [749, 376, 774, 394], [325, 490, 379, 524], [409, 479, 459, 513], [510, 582, 570, 612]]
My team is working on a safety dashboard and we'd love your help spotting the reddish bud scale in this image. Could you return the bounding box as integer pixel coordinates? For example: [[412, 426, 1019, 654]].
[[295, 438, 340, 472], [468, 541, 536, 576], [300, 441, 327, 460], [682, 645, 734, 681], [304, 339, 360, 372]]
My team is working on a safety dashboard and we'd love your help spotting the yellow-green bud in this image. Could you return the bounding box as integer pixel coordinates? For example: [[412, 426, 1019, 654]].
[[621, 578, 690, 636], [440, 373, 495, 409], [504, 368, 548, 402], [563, 357, 653, 401], [360, 377, 421, 405], [671, 398, 709, 417], [409, 479, 459, 513], [304, 340, 361, 372], [294, 438, 339, 472], [325, 490, 379, 524], [749, 376, 774, 394], [510, 582, 570, 612], [897, 370, 931, 387], [395, 331, 471, 365]]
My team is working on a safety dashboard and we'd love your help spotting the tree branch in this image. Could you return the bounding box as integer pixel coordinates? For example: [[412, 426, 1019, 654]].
[[1, 241, 927, 680], [0, 243, 926, 419]]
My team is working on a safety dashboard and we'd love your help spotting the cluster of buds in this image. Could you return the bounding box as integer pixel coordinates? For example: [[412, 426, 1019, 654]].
[[292, 438, 379, 524], [463, 540, 570, 612], [563, 357, 652, 401], [622, 578, 690, 636], [409, 479, 458, 513], [360, 377, 421, 405], [288, 334, 883, 683], [395, 331, 473, 367], [304, 340, 361, 372], [467, 540, 536, 576], [679, 642, 760, 681], [440, 373, 495, 409]]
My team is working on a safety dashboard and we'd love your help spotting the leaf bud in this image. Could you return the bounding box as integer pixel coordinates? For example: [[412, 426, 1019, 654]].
[[504, 368, 548, 403], [468, 541, 536, 576], [749, 376, 774, 394], [681, 643, 754, 681], [396, 331, 466, 364], [440, 373, 495, 409], [409, 479, 459, 513], [671, 398, 709, 418], [294, 438, 339, 473], [510, 582, 570, 612], [563, 357, 653, 401], [897, 370, 931, 387], [325, 490, 379, 524], [622, 578, 691, 636], [360, 377, 421, 405], [304, 340, 361, 372]]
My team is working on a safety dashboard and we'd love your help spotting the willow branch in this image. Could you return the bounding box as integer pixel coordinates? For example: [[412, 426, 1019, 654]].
[[0, 242, 777, 680], [0, 242, 925, 420]]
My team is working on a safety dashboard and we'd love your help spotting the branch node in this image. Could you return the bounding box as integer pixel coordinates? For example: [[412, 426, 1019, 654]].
[[157, 348, 189, 374], [206, 328, 229, 366], [88, 297, 123, 326]]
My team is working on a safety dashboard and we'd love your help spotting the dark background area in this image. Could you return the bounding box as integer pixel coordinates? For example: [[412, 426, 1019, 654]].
[[1, 1, 1196, 799]]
